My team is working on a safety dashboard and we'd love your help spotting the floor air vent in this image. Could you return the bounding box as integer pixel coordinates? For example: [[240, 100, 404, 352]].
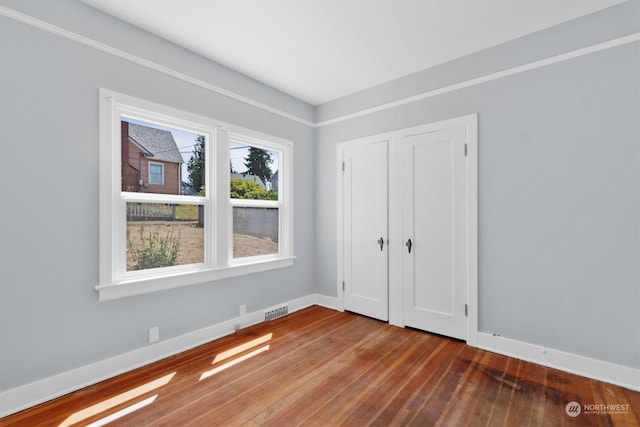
[[265, 305, 288, 321]]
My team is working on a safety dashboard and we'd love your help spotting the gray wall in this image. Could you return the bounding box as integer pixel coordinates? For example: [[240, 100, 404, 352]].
[[1, 0, 639, 397], [315, 1, 640, 369], [0, 0, 315, 391]]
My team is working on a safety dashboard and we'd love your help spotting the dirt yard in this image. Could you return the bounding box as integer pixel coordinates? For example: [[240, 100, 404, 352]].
[[126, 221, 278, 270]]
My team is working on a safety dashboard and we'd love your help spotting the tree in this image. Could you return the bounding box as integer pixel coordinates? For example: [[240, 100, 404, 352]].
[[187, 135, 205, 193], [230, 178, 277, 200], [244, 147, 273, 186]]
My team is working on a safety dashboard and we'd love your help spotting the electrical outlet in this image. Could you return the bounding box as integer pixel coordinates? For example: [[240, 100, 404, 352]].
[[149, 327, 159, 344], [239, 304, 246, 317]]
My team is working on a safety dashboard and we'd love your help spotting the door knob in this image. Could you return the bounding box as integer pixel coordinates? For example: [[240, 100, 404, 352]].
[[377, 237, 384, 251], [405, 238, 412, 254]]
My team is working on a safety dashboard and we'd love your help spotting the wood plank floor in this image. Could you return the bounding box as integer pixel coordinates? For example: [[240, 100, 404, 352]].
[[2, 306, 639, 426]]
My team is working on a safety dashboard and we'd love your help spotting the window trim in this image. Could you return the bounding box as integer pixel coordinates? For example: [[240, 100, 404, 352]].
[[228, 132, 290, 263], [97, 89, 294, 301]]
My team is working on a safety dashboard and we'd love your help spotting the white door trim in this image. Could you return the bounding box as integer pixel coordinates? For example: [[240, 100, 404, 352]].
[[336, 114, 478, 346]]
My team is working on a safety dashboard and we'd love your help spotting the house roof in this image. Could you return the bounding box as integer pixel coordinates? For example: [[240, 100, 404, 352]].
[[127, 122, 183, 164]]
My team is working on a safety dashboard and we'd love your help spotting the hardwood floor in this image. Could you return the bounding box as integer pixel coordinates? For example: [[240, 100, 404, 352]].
[[2, 306, 639, 426]]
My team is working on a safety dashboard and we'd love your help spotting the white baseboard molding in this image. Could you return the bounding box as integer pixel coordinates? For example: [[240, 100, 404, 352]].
[[313, 293, 339, 310], [0, 293, 338, 418], [477, 332, 640, 392]]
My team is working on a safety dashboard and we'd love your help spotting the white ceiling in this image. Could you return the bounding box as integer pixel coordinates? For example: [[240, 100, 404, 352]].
[[82, 0, 624, 105]]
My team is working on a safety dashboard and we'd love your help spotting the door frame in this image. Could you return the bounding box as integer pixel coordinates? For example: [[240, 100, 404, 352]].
[[337, 114, 478, 347]]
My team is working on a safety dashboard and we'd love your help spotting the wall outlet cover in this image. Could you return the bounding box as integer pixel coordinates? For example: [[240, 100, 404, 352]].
[[149, 327, 160, 344]]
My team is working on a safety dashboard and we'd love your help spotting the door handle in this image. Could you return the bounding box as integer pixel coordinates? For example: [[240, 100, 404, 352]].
[[377, 237, 384, 251], [405, 238, 412, 254]]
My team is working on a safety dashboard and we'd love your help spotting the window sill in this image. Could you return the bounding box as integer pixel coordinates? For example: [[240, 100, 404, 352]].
[[95, 257, 295, 301]]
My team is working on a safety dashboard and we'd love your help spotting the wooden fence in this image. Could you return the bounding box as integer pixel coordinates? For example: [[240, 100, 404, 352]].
[[127, 205, 278, 243], [127, 203, 176, 221]]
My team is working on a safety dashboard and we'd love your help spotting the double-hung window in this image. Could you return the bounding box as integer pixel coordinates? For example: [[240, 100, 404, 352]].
[[97, 89, 293, 300]]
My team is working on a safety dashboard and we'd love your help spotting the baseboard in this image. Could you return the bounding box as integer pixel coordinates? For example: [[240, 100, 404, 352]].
[[477, 332, 640, 392], [0, 293, 337, 418], [312, 293, 339, 310]]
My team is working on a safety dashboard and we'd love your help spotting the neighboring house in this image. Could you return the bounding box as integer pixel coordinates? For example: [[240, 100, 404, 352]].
[[121, 121, 183, 194], [230, 171, 279, 192], [181, 182, 197, 195]]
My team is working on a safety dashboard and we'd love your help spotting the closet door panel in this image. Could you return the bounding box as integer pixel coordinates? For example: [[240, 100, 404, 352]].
[[401, 127, 467, 340], [342, 139, 389, 321]]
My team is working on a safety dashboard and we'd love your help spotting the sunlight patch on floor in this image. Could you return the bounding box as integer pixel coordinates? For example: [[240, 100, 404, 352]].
[[213, 333, 273, 364], [58, 372, 175, 427], [199, 333, 273, 381], [85, 395, 158, 427]]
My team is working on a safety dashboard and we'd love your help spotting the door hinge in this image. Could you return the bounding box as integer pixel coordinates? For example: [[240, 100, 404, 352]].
[[342, 161, 345, 171], [465, 304, 468, 317], [342, 281, 345, 291], [464, 144, 468, 156]]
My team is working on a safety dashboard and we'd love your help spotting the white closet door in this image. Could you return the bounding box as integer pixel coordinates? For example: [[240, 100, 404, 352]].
[[401, 126, 468, 340], [342, 139, 389, 321]]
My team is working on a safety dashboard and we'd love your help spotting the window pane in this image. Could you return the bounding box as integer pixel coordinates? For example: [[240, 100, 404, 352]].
[[148, 162, 163, 185], [126, 203, 204, 271], [233, 207, 278, 258], [121, 118, 206, 196], [230, 142, 279, 201]]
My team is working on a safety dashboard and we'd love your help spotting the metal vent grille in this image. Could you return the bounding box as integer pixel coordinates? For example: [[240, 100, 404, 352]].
[[265, 305, 288, 321]]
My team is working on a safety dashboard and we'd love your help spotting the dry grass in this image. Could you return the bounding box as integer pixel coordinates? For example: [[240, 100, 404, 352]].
[[126, 221, 277, 270], [233, 234, 278, 258]]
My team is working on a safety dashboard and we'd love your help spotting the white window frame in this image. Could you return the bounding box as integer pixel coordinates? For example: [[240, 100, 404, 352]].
[[147, 161, 164, 186], [97, 89, 294, 301], [228, 133, 292, 265]]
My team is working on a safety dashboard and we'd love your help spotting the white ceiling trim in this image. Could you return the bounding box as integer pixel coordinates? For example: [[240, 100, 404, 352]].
[[316, 32, 640, 127], [2, 5, 638, 129], [0, 5, 315, 128]]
